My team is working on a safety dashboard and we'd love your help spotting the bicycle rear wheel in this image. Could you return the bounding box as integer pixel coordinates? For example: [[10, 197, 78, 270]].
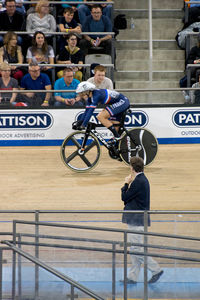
[[60, 131, 101, 172], [119, 128, 158, 166]]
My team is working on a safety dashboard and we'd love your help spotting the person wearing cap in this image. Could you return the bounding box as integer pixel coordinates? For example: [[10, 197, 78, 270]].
[[87, 65, 113, 89], [0, 62, 18, 105], [73, 81, 130, 140]]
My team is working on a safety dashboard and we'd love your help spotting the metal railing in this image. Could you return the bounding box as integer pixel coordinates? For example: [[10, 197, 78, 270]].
[[0, 210, 200, 300]]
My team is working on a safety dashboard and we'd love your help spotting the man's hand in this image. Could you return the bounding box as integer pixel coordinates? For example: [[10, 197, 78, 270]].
[[66, 98, 75, 106], [41, 101, 49, 107], [125, 174, 133, 184]]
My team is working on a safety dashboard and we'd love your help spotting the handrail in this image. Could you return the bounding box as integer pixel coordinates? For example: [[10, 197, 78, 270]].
[[0, 1, 114, 4], [13, 219, 200, 242], [0, 31, 115, 36], [2, 240, 104, 300], [0, 209, 200, 213], [1, 88, 200, 94]]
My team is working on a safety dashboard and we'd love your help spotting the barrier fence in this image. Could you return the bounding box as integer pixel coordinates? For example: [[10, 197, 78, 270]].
[[0, 210, 200, 300]]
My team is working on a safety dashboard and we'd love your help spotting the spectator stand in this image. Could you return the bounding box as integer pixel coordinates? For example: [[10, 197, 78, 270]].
[[0, 31, 115, 84], [9, 61, 114, 79], [0, 2, 115, 98]]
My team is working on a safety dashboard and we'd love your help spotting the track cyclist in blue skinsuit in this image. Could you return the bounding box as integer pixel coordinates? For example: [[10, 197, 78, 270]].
[[72, 81, 130, 140]]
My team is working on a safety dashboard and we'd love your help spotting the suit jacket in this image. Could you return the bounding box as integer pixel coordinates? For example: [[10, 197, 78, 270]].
[[121, 173, 150, 226]]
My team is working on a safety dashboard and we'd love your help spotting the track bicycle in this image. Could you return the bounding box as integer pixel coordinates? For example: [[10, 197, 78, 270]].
[[60, 109, 158, 172]]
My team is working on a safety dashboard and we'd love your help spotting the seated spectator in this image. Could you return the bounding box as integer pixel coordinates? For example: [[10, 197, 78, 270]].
[[186, 34, 200, 82], [78, 0, 112, 25], [26, 0, 56, 42], [54, 67, 83, 107], [20, 62, 51, 107], [0, 31, 24, 83], [1, 0, 26, 14], [0, 0, 25, 45], [60, 0, 83, 22], [79, 4, 113, 55], [87, 64, 113, 89], [176, 21, 200, 50], [58, 7, 82, 50], [189, 73, 200, 104], [56, 33, 84, 82], [0, 62, 18, 105], [26, 31, 54, 80]]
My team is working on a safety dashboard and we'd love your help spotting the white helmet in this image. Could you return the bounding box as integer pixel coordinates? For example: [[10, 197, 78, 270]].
[[76, 81, 96, 93]]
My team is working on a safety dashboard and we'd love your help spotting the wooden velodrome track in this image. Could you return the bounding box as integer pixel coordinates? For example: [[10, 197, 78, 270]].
[[0, 144, 200, 211]]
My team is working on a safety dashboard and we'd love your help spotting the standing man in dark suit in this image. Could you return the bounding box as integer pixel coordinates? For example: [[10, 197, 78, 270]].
[[121, 156, 163, 284]]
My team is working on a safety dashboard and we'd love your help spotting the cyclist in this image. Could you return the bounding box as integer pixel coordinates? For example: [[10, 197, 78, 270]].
[[73, 81, 130, 139]]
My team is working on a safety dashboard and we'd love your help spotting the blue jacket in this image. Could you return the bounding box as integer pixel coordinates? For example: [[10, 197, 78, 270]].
[[121, 173, 150, 226]]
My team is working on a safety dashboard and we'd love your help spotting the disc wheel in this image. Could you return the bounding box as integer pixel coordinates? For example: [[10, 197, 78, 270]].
[[119, 128, 158, 166], [60, 131, 101, 172]]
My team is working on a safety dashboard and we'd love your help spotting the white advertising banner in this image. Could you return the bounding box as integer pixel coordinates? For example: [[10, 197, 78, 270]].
[[0, 107, 200, 146]]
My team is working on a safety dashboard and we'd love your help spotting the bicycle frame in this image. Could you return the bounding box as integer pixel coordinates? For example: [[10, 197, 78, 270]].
[[80, 123, 112, 152]]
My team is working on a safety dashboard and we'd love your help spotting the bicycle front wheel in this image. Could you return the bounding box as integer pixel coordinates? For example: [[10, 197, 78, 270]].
[[119, 128, 158, 166], [60, 131, 101, 172]]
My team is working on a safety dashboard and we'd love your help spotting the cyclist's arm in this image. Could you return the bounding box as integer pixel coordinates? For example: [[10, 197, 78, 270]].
[[81, 105, 96, 127]]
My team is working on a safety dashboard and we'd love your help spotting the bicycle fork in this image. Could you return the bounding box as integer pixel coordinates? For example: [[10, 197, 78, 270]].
[[78, 128, 91, 156]]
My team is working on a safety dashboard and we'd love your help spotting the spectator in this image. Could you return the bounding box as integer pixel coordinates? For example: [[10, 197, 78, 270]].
[[60, 0, 83, 22], [20, 62, 51, 107], [0, 62, 18, 105], [26, 31, 54, 80], [78, 0, 112, 25], [56, 33, 84, 82], [87, 64, 113, 89], [189, 73, 200, 104], [54, 67, 83, 107], [79, 4, 113, 55], [58, 7, 82, 50], [186, 34, 200, 81], [0, 31, 24, 83], [0, 0, 26, 14], [0, 0, 25, 45], [26, 0, 56, 40]]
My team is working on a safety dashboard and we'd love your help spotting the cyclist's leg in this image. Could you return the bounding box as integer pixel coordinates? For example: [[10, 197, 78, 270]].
[[97, 109, 120, 137], [105, 97, 130, 137]]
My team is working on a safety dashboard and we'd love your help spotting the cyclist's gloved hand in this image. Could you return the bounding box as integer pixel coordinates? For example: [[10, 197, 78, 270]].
[[72, 120, 83, 130]]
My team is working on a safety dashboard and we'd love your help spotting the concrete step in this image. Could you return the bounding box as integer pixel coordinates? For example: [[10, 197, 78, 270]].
[[114, 9, 183, 19], [115, 80, 180, 89], [116, 19, 182, 40], [116, 49, 185, 60], [121, 91, 184, 104], [116, 60, 185, 71], [114, 71, 184, 81], [114, 0, 183, 10], [116, 40, 180, 50]]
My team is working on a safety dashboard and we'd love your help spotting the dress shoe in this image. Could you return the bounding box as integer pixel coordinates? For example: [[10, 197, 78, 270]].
[[120, 278, 137, 284], [148, 270, 164, 283]]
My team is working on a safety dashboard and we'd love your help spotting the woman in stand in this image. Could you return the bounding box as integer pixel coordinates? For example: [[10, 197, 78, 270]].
[[26, 0, 56, 44], [26, 31, 55, 79], [0, 31, 24, 83], [56, 33, 84, 82], [0, 62, 18, 105]]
